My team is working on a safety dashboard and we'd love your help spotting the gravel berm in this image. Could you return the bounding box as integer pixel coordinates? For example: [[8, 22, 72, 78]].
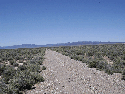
[[26, 49, 125, 94]]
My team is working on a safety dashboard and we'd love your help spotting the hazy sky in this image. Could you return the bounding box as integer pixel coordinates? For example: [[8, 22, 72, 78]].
[[0, 0, 125, 46]]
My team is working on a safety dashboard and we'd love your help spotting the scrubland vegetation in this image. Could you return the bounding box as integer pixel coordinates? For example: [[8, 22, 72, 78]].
[[50, 44, 125, 80], [0, 48, 46, 94], [1, 44, 125, 93]]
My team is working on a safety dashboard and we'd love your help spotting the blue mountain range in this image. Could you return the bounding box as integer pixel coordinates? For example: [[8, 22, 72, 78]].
[[0, 41, 125, 49]]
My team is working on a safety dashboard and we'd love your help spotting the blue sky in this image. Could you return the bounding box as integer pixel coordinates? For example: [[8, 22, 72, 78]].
[[0, 0, 125, 46]]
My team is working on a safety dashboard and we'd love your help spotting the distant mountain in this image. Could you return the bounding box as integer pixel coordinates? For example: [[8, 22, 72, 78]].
[[0, 41, 125, 49]]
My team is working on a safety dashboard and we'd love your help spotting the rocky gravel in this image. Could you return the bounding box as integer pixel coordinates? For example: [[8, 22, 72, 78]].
[[26, 49, 125, 94]]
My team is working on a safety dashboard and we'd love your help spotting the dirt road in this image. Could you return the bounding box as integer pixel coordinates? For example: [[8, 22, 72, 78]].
[[26, 49, 125, 94]]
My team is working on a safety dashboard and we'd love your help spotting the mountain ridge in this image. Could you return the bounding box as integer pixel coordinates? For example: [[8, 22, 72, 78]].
[[0, 41, 125, 49]]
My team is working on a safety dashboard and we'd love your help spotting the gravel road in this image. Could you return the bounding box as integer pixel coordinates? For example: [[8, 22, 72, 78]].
[[26, 49, 125, 94]]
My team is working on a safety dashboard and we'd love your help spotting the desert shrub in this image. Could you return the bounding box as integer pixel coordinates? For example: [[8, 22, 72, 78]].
[[62, 52, 66, 55], [13, 63, 19, 67], [108, 55, 114, 60], [1, 57, 7, 61], [30, 72, 44, 83], [72, 55, 79, 60], [122, 69, 125, 80], [112, 60, 124, 73], [27, 56, 32, 60], [77, 56, 84, 61], [42, 66, 46, 70], [64, 52, 69, 56], [10, 74, 33, 91], [122, 60, 125, 65], [0, 81, 9, 94], [0, 64, 6, 75], [18, 65, 27, 71], [30, 60, 36, 64], [82, 59, 88, 63], [23, 62, 27, 65], [38, 57, 44, 60], [88, 60, 98, 68], [76, 51, 81, 55], [105, 69, 113, 75], [15, 56, 20, 60], [33, 57, 39, 60], [104, 64, 113, 75], [96, 61, 107, 70], [7, 57, 13, 61], [2, 66, 16, 84], [37, 60, 43, 65], [87, 51, 94, 56], [19, 60, 24, 63], [112, 65, 122, 73], [9, 60, 15, 65], [0, 58, 2, 62], [70, 55, 74, 59], [123, 56, 125, 60], [8, 71, 44, 93], [25, 63, 40, 72]]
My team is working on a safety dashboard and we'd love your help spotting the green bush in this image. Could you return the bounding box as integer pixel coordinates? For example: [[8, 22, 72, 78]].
[[88, 60, 98, 68], [42, 66, 46, 70], [96, 61, 107, 70], [18, 65, 27, 71], [13, 63, 19, 67], [76, 50, 84, 55], [19, 60, 24, 63], [0, 48, 46, 93], [26, 63, 40, 72], [38, 57, 44, 60], [7, 57, 13, 61], [2, 66, 16, 84], [104, 64, 113, 75], [0, 64, 6, 75], [77, 56, 84, 61], [82, 59, 88, 63], [15, 56, 20, 60], [87, 51, 94, 56], [37, 60, 43, 65], [9, 60, 15, 65], [105, 68, 113, 75], [0, 81, 9, 94], [0, 58, 2, 62], [8, 71, 44, 93], [30, 60, 36, 64], [122, 69, 125, 80], [122, 60, 125, 65]]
